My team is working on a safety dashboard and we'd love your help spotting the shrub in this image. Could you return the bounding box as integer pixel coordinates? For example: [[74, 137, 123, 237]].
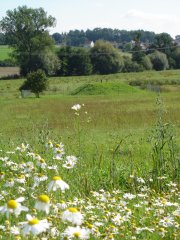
[[149, 51, 169, 71], [19, 69, 48, 98], [122, 56, 143, 72]]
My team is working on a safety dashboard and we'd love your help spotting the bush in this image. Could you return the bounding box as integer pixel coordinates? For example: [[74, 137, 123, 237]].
[[0, 59, 17, 67], [19, 69, 48, 97], [149, 51, 169, 71], [122, 56, 143, 72]]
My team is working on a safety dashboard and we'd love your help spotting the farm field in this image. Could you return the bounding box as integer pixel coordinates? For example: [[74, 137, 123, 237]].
[[0, 71, 179, 239], [0, 45, 13, 60], [0, 67, 19, 77]]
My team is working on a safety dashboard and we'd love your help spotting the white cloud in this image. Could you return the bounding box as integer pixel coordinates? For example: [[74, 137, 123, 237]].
[[121, 9, 180, 37]]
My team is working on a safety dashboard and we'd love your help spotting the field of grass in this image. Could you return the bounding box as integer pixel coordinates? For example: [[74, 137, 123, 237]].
[[0, 70, 179, 239], [0, 67, 20, 77], [0, 45, 13, 60]]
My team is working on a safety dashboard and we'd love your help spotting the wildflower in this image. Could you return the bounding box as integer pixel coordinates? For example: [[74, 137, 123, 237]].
[[50, 227, 60, 238], [0, 157, 9, 162], [62, 208, 83, 225], [53, 143, 65, 160], [4, 178, 15, 187], [71, 104, 81, 111], [136, 177, 145, 184], [15, 175, 26, 184], [57, 200, 67, 209], [159, 216, 175, 227], [10, 226, 20, 235], [16, 143, 29, 152], [46, 140, 53, 149], [157, 227, 167, 237], [63, 155, 78, 169], [0, 197, 28, 217], [21, 214, 50, 236], [33, 174, 48, 188], [135, 227, 154, 234], [37, 158, 47, 169], [48, 176, 69, 192], [123, 193, 136, 200], [62, 226, 90, 239], [35, 195, 50, 214]]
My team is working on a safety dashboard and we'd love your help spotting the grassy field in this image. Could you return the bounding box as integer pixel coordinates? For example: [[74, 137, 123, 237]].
[[0, 45, 13, 60], [0, 71, 179, 239], [0, 67, 20, 77]]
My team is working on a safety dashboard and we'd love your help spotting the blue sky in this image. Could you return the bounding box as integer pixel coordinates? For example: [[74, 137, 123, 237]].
[[1, 0, 180, 37]]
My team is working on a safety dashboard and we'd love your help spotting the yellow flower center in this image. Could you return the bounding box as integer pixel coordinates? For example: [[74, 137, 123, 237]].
[[57, 150, 62, 154], [38, 195, 50, 203], [73, 232, 81, 237], [7, 200, 18, 209], [68, 207, 78, 213], [40, 158, 45, 163], [52, 176, 61, 181], [55, 144, 60, 148], [28, 218, 39, 225], [18, 175, 25, 179]]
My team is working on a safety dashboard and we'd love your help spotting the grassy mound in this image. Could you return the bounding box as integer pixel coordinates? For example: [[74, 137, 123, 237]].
[[71, 82, 141, 95]]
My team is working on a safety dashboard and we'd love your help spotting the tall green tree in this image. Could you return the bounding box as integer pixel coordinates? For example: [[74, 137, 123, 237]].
[[90, 40, 124, 74], [132, 31, 145, 64], [0, 6, 58, 75], [57, 46, 92, 76]]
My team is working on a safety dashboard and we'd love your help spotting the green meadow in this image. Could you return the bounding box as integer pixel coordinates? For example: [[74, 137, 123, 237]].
[[0, 45, 13, 60], [0, 70, 179, 239]]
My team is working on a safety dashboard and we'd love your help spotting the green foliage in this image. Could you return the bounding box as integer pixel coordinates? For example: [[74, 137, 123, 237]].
[[154, 33, 173, 54], [122, 56, 143, 72], [0, 6, 56, 76], [141, 55, 153, 70], [57, 46, 92, 76], [90, 40, 124, 74], [0, 33, 5, 45], [148, 97, 179, 190], [19, 69, 48, 97], [53, 28, 156, 47], [149, 51, 169, 71], [172, 48, 180, 69]]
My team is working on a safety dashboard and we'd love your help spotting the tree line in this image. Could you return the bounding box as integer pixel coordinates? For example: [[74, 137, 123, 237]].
[[1, 6, 180, 96], [51, 29, 156, 48]]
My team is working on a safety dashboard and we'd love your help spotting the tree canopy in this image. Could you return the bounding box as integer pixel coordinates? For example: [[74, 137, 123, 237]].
[[90, 40, 124, 74], [0, 6, 57, 75]]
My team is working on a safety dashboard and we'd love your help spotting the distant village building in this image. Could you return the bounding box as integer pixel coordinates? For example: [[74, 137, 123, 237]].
[[83, 41, 94, 48]]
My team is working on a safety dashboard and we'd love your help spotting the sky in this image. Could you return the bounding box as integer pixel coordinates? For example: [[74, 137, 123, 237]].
[[1, 0, 180, 38]]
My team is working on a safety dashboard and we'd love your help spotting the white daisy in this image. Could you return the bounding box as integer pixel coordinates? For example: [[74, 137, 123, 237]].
[[71, 104, 81, 111], [21, 214, 50, 236], [35, 195, 50, 214], [62, 226, 90, 239], [123, 193, 136, 200], [61, 207, 83, 225], [48, 176, 69, 192], [63, 155, 78, 169], [0, 197, 28, 217]]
